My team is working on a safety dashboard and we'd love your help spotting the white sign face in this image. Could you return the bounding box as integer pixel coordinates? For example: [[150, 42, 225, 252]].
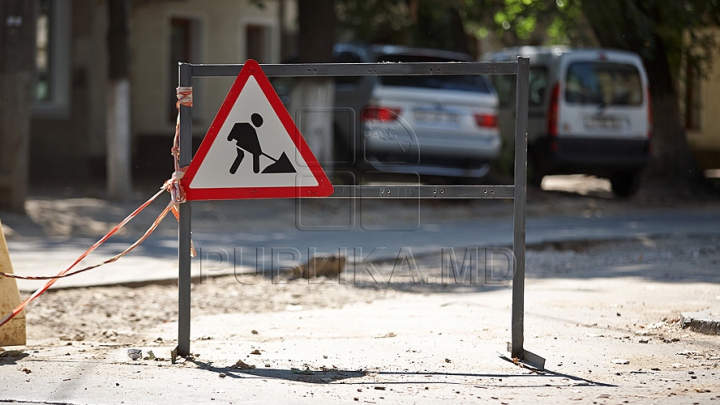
[[190, 76, 317, 189]]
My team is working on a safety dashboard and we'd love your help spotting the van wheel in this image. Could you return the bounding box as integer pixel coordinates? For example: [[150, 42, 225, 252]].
[[610, 171, 641, 197]]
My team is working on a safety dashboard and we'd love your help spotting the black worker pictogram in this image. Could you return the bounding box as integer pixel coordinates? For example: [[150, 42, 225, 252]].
[[226, 113, 296, 175]]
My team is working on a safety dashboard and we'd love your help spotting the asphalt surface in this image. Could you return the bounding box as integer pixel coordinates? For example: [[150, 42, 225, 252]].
[[7, 207, 720, 290]]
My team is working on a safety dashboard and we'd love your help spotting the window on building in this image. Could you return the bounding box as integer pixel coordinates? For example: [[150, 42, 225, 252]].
[[36, 0, 52, 102], [246, 24, 270, 63], [32, 0, 70, 118], [169, 17, 200, 122]]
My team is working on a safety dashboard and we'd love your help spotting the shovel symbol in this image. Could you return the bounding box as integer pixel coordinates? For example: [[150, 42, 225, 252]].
[[260, 151, 296, 173], [227, 113, 296, 175]]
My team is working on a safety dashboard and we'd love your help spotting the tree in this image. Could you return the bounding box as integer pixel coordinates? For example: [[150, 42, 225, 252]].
[[463, 0, 590, 47], [290, 0, 337, 174], [336, 0, 473, 54], [464, 0, 720, 186], [0, 0, 36, 212], [335, 0, 412, 45], [579, 0, 720, 184], [337, 0, 720, 186], [106, 0, 133, 200]]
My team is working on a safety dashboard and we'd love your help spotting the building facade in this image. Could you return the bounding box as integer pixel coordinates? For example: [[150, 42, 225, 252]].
[[683, 29, 720, 172], [30, 0, 295, 185]]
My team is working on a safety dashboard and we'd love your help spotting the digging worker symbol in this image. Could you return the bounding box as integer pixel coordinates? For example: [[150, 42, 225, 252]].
[[227, 113, 296, 175]]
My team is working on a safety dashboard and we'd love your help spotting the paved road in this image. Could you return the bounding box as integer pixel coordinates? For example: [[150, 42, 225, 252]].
[[3, 204, 720, 405], [9, 207, 720, 291]]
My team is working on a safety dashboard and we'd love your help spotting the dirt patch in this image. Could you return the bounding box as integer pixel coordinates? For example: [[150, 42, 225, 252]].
[[23, 275, 400, 346]]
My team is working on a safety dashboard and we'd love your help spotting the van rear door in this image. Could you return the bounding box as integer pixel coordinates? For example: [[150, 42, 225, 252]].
[[557, 52, 649, 141]]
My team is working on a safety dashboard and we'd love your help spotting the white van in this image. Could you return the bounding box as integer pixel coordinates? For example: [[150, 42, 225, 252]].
[[483, 47, 652, 196]]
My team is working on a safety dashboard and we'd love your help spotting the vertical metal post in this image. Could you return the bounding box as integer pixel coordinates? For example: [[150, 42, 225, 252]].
[[511, 57, 529, 359], [177, 63, 193, 356]]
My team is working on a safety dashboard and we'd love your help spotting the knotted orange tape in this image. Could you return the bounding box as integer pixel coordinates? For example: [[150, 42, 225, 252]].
[[0, 86, 196, 329]]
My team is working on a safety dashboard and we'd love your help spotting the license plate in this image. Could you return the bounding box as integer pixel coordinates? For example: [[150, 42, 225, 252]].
[[414, 110, 460, 125], [584, 116, 624, 130]]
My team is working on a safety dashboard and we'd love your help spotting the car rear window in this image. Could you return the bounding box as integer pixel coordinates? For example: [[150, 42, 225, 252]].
[[377, 54, 492, 94], [565, 61, 643, 106]]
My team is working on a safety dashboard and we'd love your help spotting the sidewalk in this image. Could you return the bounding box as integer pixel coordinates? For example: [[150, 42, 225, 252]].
[[6, 206, 720, 291]]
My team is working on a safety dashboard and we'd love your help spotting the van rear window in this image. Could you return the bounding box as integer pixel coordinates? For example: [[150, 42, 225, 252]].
[[565, 62, 643, 106], [378, 54, 492, 94]]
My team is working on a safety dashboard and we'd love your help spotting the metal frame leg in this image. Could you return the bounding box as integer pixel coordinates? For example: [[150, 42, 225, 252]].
[[511, 57, 545, 370], [177, 63, 193, 357]]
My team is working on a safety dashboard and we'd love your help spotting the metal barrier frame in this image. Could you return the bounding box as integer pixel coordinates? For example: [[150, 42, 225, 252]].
[[177, 58, 544, 368]]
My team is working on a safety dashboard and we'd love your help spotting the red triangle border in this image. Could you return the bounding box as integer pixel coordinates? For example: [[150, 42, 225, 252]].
[[181, 59, 334, 201]]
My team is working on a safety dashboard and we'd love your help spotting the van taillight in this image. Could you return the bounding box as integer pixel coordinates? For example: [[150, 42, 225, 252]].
[[474, 113, 497, 128], [362, 106, 401, 122], [547, 83, 560, 137]]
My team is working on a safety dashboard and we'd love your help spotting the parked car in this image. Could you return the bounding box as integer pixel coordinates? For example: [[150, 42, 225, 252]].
[[483, 46, 652, 196], [275, 43, 502, 181]]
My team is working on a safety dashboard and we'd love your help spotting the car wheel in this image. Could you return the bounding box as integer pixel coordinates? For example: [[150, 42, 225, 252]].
[[610, 171, 641, 197]]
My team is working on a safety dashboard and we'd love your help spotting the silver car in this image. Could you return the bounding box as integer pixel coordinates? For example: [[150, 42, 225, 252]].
[[332, 44, 501, 180], [273, 44, 502, 181]]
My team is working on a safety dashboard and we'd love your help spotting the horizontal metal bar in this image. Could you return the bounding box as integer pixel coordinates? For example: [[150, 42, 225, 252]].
[[187, 61, 519, 78], [327, 185, 514, 199]]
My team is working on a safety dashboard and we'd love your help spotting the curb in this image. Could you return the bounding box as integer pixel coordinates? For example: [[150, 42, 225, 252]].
[[681, 312, 720, 335]]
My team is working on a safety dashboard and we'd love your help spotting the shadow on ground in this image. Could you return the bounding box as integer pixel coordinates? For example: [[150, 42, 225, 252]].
[[187, 357, 615, 388]]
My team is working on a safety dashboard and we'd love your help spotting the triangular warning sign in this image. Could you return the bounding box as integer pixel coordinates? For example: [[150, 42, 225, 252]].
[[182, 59, 334, 201]]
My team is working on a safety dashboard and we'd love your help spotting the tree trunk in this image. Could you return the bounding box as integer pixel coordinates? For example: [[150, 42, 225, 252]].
[[277, 0, 290, 62], [289, 78, 335, 169], [106, 79, 132, 198], [644, 55, 703, 182], [0, 0, 35, 212], [106, 0, 132, 200], [448, 6, 470, 55], [291, 0, 336, 174], [582, 0, 705, 187]]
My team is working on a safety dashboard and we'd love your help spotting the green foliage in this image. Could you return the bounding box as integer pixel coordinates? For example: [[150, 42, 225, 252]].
[[332, 0, 720, 181], [249, 0, 265, 10], [335, 0, 720, 90], [336, 0, 472, 53], [335, 0, 413, 44], [580, 0, 720, 81], [411, 0, 468, 52], [343, 0, 635, 50], [335, 0, 720, 66], [547, 0, 587, 45], [335, 0, 587, 52], [462, 0, 589, 46]]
